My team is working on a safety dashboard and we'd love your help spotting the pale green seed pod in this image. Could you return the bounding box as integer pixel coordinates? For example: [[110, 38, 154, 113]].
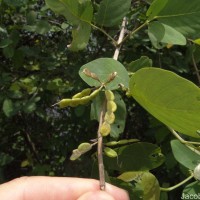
[[89, 88, 101, 99], [104, 147, 118, 158], [78, 143, 92, 154], [72, 88, 92, 99], [105, 90, 115, 101], [100, 122, 111, 136], [58, 99, 72, 108], [105, 141, 118, 146], [117, 139, 130, 145], [77, 96, 90, 105], [104, 112, 115, 124], [107, 100, 117, 112], [69, 98, 83, 107], [72, 92, 82, 99], [128, 139, 140, 143], [70, 149, 81, 161], [117, 139, 139, 145]]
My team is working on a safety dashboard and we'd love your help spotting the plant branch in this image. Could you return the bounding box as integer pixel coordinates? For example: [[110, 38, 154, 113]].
[[118, 20, 148, 46], [90, 23, 117, 46], [160, 174, 194, 192], [97, 101, 107, 190], [113, 17, 127, 60], [191, 52, 200, 86], [168, 127, 200, 156], [96, 17, 128, 191], [168, 127, 200, 146]]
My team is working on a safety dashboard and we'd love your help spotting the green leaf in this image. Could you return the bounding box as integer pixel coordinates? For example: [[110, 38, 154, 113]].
[[149, 0, 200, 37], [129, 67, 200, 138], [3, 0, 28, 7], [182, 181, 200, 198], [68, 22, 91, 51], [128, 56, 152, 72], [148, 21, 186, 49], [45, 0, 93, 51], [110, 177, 143, 200], [79, 58, 129, 90], [95, 0, 131, 27], [0, 152, 14, 167], [110, 92, 126, 138], [3, 46, 14, 58], [2, 99, 14, 117], [24, 20, 51, 35], [118, 171, 160, 200], [171, 140, 200, 169], [140, 172, 160, 200], [104, 142, 165, 172], [0, 38, 13, 48], [146, 0, 168, 20]]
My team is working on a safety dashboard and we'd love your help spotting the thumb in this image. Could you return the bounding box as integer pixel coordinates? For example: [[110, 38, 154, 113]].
[[77, 191, 115, 200]]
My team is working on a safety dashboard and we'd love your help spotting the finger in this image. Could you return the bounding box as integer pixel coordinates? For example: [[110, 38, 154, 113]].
[[0, 176, 129, 200], [77, 191, 115, 200]]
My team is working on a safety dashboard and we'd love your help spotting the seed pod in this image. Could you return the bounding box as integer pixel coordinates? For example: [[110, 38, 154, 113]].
[[106, 72, 117, 83], [107, 100, 117, 112], [104, 112, 115, 124], [117, 139, 139, 145], [128, 139, 140, 143], [104, 147, 118, 158], [83, 68, 100, 82], [72, 88, 92, 99], [105, 141, 118, 146], [78, 143, 92, 154], [100, 122, 111, 136], [70, 149, 81, 161], [105, 90, 115, 101], [89, 88, 101, 99], [117, 139, 130, 145], [194, 164, 200, 180], [79, 96, 90, 105], [69, 98, 83, 107], [58, 99, 72, 108]]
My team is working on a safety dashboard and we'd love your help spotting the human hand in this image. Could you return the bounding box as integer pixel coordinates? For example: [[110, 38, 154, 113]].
[[0, 176, 130, 200]]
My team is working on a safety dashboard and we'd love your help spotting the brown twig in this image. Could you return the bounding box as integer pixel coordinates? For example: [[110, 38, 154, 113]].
[[97, 101, 107, 190]]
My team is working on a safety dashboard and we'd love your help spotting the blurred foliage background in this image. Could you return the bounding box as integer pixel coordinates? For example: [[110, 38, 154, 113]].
[[0, 0, 200, 199]]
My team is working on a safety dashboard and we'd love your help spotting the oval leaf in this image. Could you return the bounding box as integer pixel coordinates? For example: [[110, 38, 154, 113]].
[[151, 0, 200, 37], [104, 142, 165, 172], [95, 0, 131, 27], [118, 171, 160, 200], [129, 67, 200, 138], [148, 21, 186, 49], [79, 58, 129, 90], [171, 140, 200, 169], [45, 0, 93, 51]]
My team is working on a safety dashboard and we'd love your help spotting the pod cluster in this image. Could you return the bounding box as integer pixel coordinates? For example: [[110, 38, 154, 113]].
[[70, 142, 92, 161], [100, 90, 117, 137], [56, 88, 101, 108]]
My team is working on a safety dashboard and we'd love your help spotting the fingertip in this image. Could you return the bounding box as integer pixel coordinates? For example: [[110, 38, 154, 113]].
[[77, 191, 115, 200], [105, 183, 130, 200]]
